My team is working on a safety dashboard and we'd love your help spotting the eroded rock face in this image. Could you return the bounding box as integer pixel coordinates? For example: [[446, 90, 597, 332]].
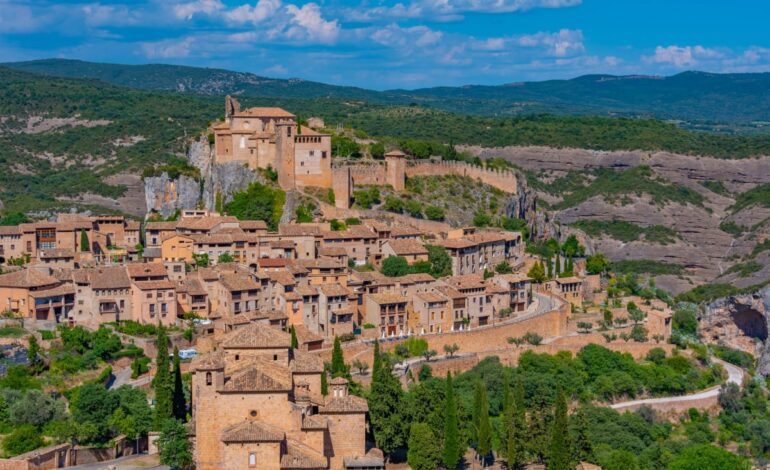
[[144, 173, 201, 218], [702, 286, 770, 375], [201, 162, 259, 210], [143, 136, 262, 216]]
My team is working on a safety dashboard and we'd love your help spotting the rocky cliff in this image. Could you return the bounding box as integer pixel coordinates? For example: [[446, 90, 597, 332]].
[[702, 286, 770, 375], [144, 136, 259, 216], [144, 173, 201, 218], [463, 145, 770, 293]]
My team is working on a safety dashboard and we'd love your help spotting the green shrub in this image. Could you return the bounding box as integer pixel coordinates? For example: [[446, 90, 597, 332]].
[[3, 424, 44, 456]]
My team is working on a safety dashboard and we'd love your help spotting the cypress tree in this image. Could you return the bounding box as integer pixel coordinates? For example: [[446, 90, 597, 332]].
[[555, 254, 561, 276], [546, 256, 553, 278], [548, 388, 571, 470], [331, 336, 346, 378], [476, 381, 492, 465], [368, 357, 406, 460], [153, 325, 173, 429], [509, 378, 526, 468], [571, 407, 593, 464], [472, 380, 483, 443], [320, 371, 328, 396], [443, 372, 460, 470], [566, 256, 574, 275], [500, 375, 512, 460], [80, 229, 89, 252], [172, 346, 186, 421], [372, 339, 382, 376], [290, 325, 299, 349]]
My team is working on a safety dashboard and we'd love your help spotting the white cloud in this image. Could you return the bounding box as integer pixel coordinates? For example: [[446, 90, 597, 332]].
[[223, 0, 282, 25], [173, 0, 224, 20], [265, 64, 288, 74], [283, 3, 340, 44], [514, 29, 584, 57], [343, 0, 580, 22], [647, 45, 722, 68], [371, 24, 443, 48], [142, 37, 195, 58]]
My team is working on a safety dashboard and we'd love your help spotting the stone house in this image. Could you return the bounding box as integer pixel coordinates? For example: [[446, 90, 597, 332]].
[[191, 323, 381, 469]]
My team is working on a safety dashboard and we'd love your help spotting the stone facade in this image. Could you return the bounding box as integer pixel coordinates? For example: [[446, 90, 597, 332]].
[[212, 97, 332, 192], [191, 323, 381, 470]]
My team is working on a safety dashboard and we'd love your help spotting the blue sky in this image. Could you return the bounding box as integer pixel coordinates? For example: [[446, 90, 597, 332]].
[[1, 0, 770, 89]]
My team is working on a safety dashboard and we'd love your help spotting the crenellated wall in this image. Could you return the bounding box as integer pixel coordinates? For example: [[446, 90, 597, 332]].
[[406, 161, 518, 194]]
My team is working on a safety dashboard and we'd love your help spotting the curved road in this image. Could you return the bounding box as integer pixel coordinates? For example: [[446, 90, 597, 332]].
[[610, 358, 745, 411]]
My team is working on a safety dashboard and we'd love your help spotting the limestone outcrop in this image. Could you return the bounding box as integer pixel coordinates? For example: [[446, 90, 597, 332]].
[[702, 286, 770, 375], [144, 173, 201, 219]]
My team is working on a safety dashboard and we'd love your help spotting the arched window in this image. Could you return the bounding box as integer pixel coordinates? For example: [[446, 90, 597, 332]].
[[206, 372, 212, 385], [249, 452, 256, 467]]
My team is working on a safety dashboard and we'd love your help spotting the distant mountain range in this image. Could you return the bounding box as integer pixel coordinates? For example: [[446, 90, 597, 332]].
[[5, 59, 770, 126]]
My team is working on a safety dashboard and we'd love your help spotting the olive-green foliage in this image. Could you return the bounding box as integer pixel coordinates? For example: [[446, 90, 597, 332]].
[[295, 203, 314, 223], [572, 220, 679, 245], [142, 156, 202, 181], [730, 183, 770, 213], [724, 261, 763, 278], [352, 186, 380, 209], [610, 259, 685, 276], [2, 424, 44, 456], [553, 166, 704, 210], [224, 182, 285, 231]]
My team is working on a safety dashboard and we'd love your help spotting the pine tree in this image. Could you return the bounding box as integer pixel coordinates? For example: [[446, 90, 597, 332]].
[[79, 229, 89, 252], [331, 336, 347, 378], [548, 388, 571, 470], [368, 357, 406, 460], [571, 407, 593, 464], [443, 372, 461, 470], [476, 381, 492, 465], [290, 325, 299, 349], [153, 325, 173, 430], [172, 346, 186, 421]]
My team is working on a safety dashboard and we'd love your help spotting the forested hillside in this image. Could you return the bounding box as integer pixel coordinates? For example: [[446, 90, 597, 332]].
[[7, 59, 770, 126]]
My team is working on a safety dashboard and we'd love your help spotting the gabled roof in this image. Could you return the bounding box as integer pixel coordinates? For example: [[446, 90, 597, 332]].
[[320, 394, 369, 414], [221, 420, 285, 443], [220, 360, 292, 393], [281, 440, 328, 469], [191, 350, 225, 371], [291, 350, 324, 373], [221, 323, 292, 349], [384, 239, 427, 256], [125, 263, 167, 278], [236, 107, 295, 118], [0, 269, 60, 289]]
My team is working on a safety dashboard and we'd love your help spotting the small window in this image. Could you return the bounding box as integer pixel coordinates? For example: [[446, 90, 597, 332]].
[[206, 372, 212, 385], [249, 452, 256, 467], [273, 354, 278, 361], [235, 354, 240, 361], [250, 410, 257, 417]]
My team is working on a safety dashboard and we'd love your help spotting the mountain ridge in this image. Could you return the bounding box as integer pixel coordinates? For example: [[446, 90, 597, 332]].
[[5, 58, 770, 126]]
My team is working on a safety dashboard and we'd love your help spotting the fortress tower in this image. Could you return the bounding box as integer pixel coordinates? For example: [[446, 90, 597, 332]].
[[384, 150, 406, 191]]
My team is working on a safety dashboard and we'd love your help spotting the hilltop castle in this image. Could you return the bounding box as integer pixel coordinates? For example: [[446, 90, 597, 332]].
[[212, 97, 406, 208]]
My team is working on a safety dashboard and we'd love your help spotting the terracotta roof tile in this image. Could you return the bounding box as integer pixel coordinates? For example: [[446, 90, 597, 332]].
[[221, 420, 285, 443], [0, 269, 60, 288], [320, 394, 369, 413], [222, 323, 291, 349], [220, 359, 292, 392], [281, 440, 328, 469], [291, 350, 324, 373]]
